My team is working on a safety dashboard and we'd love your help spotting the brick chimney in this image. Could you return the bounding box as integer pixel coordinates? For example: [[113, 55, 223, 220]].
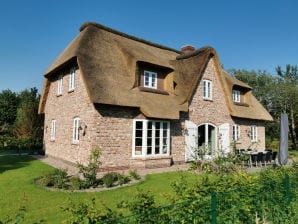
[[181, 45, 195, 54]]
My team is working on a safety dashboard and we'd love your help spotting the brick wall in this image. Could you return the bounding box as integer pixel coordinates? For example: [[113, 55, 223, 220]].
[[43, 58, 267, 170], [44, 65, 98, 164]]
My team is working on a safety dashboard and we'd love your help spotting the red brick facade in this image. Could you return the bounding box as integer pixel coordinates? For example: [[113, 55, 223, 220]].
[[43, 58, 266, 170]]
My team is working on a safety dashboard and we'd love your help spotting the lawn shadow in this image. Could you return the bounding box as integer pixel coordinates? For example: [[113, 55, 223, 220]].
[[0, 155, 36, 174]]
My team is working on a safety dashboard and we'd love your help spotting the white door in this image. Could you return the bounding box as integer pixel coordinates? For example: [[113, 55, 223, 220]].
[[185, 120, 198, 162], [218, 123, 230, 154]]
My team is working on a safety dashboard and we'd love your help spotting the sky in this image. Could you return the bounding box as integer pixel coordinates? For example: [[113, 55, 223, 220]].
[[0, 0, 297, 93]]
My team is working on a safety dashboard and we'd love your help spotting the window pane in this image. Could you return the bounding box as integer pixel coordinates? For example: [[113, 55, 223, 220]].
[[155, 138, 160, 146], [136, 138, 142, 146], [155, 122, 160, 129], [155, 130, 160, 137], [163, 138, 167, 146], [147, 147, 152, 155], [147, 130, 152, 137], [148, 122, 152, 129], [155, 146, 160, 154], [147, 138, 152, 146], [163, 122, 167, 129], [136, 121, 143, 129], [136, 130, 142, 137], [162, 146, 167, 154], [163, 129, 167, 137], [135, 146, 142, 155]]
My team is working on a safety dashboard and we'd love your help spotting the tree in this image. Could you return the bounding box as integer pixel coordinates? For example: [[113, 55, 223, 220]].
[[275, 65, 298, 150], [13, 88, 43, 141], [0, 89, 19, 135]]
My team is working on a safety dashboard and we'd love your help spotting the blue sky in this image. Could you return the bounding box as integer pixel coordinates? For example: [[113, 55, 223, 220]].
[[0, 0, 297, 92]]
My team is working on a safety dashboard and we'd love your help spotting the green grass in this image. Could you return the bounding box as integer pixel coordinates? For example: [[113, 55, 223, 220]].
[[0, 155, 199, 223]]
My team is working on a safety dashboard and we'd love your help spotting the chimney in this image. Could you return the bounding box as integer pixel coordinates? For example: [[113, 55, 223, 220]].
[[181, 45, 195, 54]]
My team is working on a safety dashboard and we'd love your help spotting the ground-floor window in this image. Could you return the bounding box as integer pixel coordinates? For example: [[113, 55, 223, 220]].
[[50, 120, 56, 141], [250, 125, 257, 142], [232, 125, 240, 142], [72, 117, 80, 143], [133, 120, 170, 157]]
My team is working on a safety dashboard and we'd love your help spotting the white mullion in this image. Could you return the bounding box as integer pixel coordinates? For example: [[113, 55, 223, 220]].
[[159, 122, 163, 155], [152, 121, 156, 155], [142, 120, 147, 156], [167, 122, 170, 155]]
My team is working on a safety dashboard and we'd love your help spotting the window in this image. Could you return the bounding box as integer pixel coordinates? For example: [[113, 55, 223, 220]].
[[203, 79, 212, 100], [251, 125, 257, 142], [57, 75, 63, 95], [69, 68, 76, 91], [133, 120, 170, 156], [144, 71, 157, 89], [232, 125, 240, 141], [50, 120, 56, 141], [72, 117, 80, 143], [232, 90, 241, 103]]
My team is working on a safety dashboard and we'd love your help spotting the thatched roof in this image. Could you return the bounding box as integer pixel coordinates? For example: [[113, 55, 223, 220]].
[[39, 22, 272, 121]]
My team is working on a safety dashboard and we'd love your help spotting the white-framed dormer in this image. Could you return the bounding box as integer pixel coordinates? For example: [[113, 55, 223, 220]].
[[203, 79, 212, 100], [57, 75, 63, 96], [232, 89, 241, 103], [144, 70, 157, 89], [69, 68, 76, 91], [132, 119, 170, 157]]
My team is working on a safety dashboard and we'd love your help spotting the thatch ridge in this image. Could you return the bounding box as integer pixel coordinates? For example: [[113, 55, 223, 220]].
[[80, 22, 181, 54]]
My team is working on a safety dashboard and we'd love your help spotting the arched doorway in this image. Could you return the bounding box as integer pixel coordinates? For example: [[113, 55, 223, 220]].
[[197, 123, 216, 155]]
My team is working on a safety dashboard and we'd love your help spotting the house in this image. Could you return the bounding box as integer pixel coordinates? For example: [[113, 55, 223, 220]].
[[38, 22, 273, 170]]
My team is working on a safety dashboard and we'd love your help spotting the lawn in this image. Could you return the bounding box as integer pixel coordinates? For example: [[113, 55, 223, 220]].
[[0, 155, 199, 223]]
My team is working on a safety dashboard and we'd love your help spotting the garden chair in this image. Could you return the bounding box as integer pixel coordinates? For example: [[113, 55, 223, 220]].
[[256, 152, 265, 167], [264, 151, 272, 166]]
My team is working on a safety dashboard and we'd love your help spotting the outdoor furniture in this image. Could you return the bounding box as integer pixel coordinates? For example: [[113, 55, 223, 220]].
[[264, 151, 272, 166], [250, 154, 258, 167], [256, 152, 265, 167], [272, 151, 278, 163]]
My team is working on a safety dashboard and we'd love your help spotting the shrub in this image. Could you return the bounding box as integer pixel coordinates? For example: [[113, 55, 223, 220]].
[[38, 168, 68, 189], [128, 169, 141, 180], [63, 198, 121, 224], [77, 149, 101, 188], [102, 172, 118, 188], [69, 176, 83, 190], [117, 173, 130, 186]]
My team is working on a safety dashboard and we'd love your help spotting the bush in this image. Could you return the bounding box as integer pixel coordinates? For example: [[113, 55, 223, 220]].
[[69, 176, 83, 190], [128, 169, 141, 180], [77, 149, 101, 188], [38, 168, 68, 189], [117, 173, 130, 186], [102, 172, 118, 188]]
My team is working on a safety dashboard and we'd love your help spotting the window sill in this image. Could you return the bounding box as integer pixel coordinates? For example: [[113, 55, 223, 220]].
[[203, 98, 213, 102], [50, 139, 56, 142], [68, 89, 75, 93], [131, 155, 172, 160], [138, 87, 169, 95], [233, 102, 249, 107], [56, 94, 62, 97], [71, 141, 79, 145]]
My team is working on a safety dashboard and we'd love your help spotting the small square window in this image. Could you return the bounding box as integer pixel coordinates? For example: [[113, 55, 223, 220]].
[[144, 71, 157, 89]]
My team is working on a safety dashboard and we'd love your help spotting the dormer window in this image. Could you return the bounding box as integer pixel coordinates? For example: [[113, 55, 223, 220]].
[[232, 90, 241, 103], [144, 71, 157, 89]]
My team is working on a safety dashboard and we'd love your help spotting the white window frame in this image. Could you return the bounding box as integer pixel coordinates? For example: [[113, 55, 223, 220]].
[[203, 79, 212, 100], [132, 119, 170, 157], [250, 125, 257, 142], [232, 90, 241, 103], [144, 70, 157, 89], [57, 75, 63, 95], [72, 117, 80, 143], [50, 120, 56, 141], [69, 68, 76, 91], [232, 125, 241, 142]]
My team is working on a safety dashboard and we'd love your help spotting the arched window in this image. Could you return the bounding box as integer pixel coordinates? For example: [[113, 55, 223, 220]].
[[197, 123, 216, 155]]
